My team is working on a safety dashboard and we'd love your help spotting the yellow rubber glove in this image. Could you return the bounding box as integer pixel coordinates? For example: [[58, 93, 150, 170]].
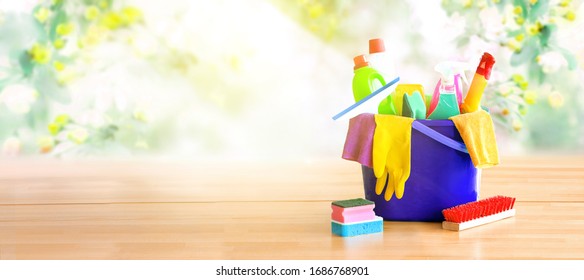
[[372, 115, 414, 201]]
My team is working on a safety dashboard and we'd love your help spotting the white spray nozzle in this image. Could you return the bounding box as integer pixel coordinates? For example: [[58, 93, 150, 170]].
[[434, 61, 472, 87]]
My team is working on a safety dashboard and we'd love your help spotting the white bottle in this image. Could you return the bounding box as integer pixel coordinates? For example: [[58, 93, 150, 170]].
[[368, 38, 397, 114], [367, 38, 396, 83]]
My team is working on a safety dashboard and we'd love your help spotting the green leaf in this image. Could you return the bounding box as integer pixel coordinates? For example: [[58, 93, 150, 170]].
[[18, 51, 35, 77], [493, 0, 508, 12], [538, 24, 555, 48], [0, 14, 44, 53], [32, 67, 71, 104], [49, 9, 67, 42], [527, 61, 544, 85], [510, 39, 538, 67], [513, 0, 528, 18], [558, 48, 578, 70], [529, 0, 549, 20], [456, 36, 470, 48]]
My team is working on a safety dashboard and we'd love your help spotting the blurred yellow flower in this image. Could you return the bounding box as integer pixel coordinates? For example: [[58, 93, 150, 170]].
[[79, 25, 108, 47], [48, 123, 60, 135], [560, 0, 571, 7], [512, 74, 528, 89], [527, 22, 542, 35], [463, 0, 473, 8], [29, 43, 51, 64], [121, 6, 143, 24], [515, 33, 525, 42], [515, 16, 525, 25], [99, 0, 108, 9], [308, 4, 324, 19], [68, 128, 89, 144], [85, 6, 100, 21], [507, 39, 521, 52], [55, 114, 70, 126], [501, 108, 510, 116], [548, 91, 564, 108], [512, 74, 525, 83], [56, 22, 75, 36], [518, 106, 527, 116], [53, 38, 65, 49], [524, 90, 537, 104], [38, 136, 55, 153], [513, 6, 522, 15], [57, 69, 77, 85], [512, 119, 522, 131], [564, 10, 576, 21], [53, 61, 65, 72], [133, 108, 149, 123], [530, 0, 538, 5], [34, 7, 50, 23], [101, 12, 123, 30]]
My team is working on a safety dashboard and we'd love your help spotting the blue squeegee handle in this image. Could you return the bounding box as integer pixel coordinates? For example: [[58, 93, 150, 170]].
[[332, 77, 400, 121], [412, 121, 469, 154]]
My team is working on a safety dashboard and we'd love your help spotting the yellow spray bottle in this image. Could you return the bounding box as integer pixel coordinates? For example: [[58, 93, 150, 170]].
[[460, 52, 495, 113]]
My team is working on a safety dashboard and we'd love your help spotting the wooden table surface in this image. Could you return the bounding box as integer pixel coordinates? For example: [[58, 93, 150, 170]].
[[1, 156, 583, 260]]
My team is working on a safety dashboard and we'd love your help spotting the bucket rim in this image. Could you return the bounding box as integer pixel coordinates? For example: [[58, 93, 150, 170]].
[[416, 119, 454, 127]]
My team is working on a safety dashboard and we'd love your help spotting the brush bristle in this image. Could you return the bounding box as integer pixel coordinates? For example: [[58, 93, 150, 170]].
[[442, 196, 516, 223]]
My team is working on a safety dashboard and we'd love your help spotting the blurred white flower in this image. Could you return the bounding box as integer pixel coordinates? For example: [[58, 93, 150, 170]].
[[498, 83, 512, 97], [548, 91, 565, 108], [78, 110, 106, 127], [67, 127, 89, 144], [537, 51, 568, 73], [444, 12, 466, 39], [0, 84, 38, 114], [2, 137, 21, 156], [479, 7, 505, 41], [0, 0, 37, 13], [129, 29, 159, 57]]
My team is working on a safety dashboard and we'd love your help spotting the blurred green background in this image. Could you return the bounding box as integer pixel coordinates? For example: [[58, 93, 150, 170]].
[[0, 0, 583, 160]]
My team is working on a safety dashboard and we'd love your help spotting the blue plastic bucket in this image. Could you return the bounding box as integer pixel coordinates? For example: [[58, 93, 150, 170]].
[[362, 119, 478, 222]]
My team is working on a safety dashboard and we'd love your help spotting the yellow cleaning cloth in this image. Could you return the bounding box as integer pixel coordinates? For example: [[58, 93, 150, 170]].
[[373, 115, 414, 201], [449, 109, 499, 168]]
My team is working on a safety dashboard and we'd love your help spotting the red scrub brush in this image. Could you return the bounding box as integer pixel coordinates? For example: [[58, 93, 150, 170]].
[[442, 196, 516, 231]]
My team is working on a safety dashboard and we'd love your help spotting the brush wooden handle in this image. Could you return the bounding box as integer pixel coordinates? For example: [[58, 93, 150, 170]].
[[442, 209, 516, 231]]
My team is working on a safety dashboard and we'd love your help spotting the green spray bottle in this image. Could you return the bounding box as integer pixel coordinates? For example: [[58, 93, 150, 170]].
[[352, 55, 396, 115], [427, 61, 469, 120]]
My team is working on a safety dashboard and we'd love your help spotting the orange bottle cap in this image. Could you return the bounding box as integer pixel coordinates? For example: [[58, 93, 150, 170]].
[[353, 55, 369, 70], [369, 38, 385, 54], [476, 52, 495, 80]]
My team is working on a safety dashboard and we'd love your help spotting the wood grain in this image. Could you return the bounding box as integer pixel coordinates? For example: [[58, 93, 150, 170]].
[[1, 156, 583, 259]]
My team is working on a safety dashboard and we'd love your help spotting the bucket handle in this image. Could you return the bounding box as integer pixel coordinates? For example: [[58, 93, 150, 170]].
[[412, 121, 468, 154]]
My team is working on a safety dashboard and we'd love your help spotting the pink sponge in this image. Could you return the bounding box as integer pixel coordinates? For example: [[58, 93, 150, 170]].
[[331, 198, 376, 223]]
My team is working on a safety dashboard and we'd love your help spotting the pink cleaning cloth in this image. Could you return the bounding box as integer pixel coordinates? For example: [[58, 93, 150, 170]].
[[331, 204, 376, 224], [342, 113, 376, 168]]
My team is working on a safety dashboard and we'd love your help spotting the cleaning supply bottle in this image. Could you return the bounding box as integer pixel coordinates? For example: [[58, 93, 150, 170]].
[[460, 52, 495, 113], [427, 62, 469, 120], [367, 38, 397, 115], [352, 55, 397, 115]]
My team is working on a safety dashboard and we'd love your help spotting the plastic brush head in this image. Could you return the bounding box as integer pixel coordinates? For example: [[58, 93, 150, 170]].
[[442, 196, 516, 224]]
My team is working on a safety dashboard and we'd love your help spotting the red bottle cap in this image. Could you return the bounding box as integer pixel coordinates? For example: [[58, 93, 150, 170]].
[[353, 55, 369, 70], [369, 38, 385, 54], [476, 52, 495, 80]]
